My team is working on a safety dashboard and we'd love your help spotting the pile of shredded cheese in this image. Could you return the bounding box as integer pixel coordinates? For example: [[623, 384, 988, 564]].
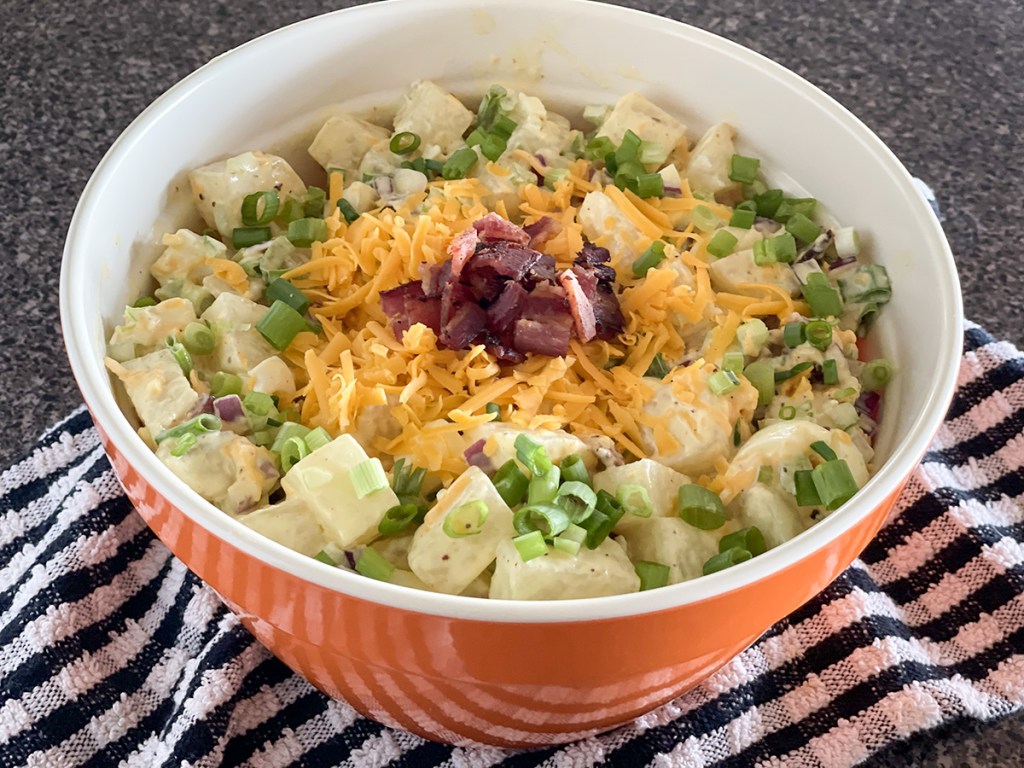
[[277, 160, 811, 479]]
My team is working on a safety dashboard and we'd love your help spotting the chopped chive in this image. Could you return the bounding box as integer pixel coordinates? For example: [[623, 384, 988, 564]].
[[692, 205, 720, 233], [616, 129, 642, 164], [313, 549, 336, 566], [271, 421, 310, 453], [350, 458, 388, 498], [514, 434, 552, 476], [480, 133, 508, 162], [811, 459, 859, 510], [169, 432, 198, 457], [794, 469, 822, 506], [378, 503, 422, 536], [805, 320, 833, 350], [730, 207, 756, 229], [635, 172, 665, 198], [555, 480, 597, 523], [644, 352, 672, 378], [771, 232, 798, 264], [552, 535, 581, 556], [527, 465, 561, 505], [752, 238, 774, 266], [154, 413, 221, 444], [302, 187, 326, 218], [585, 136, 615, 162], [707, 229, 739, 259], [544, 167, 570, 189], [821, 359, 839, 386], [708, 369, 740, 396], [779, 404, 797, 420], [165, 335, 192, 376], [719, 526, 767, 557], [240, 189, 280, 226], [811, 440, 838, 461], [775, 362, 814, 383], [801, 273, 844, 318], [638, 141, 668, 165], [132, 296, 157, 308], [210, 371, 242, 398], [513, 530, 548, 562], [559, 454, 590, 486], [337, 199, 359, 224], [182, 322, 215, 356], [783, 321, 806, 348], [743, 360, 775, 406], [736, 318, 769, 354], [232, 226, 271, 249], [443, 500, 489, 538], [722, 350, 745, 374], [617, 483, 653, 517], [728, 154, 760, 184], [786, 212, 821, 244], [356, 548, 395, 581], [485, 402, 501, 420], [632, 240, 666, 277], [513, 502, 570, 539], [774, 197, 817, 222], [279, 436, 310, 472], [492, 115, 517, 140], [287, 217, 328, 248], [703, 546, 752, 575], [861, 358, 894, 391], [753, 188, 784, 218], [492, 459, 529, 507], [579, 490, 625, 549], [256, 300, 307, 351], [635, 560, 670, 591], [266, 278, 309, 315], [678, 484, 726, 530], [442, 147, 479, 180], [389, 131, 421, 155], [304, 426, 332, 452]]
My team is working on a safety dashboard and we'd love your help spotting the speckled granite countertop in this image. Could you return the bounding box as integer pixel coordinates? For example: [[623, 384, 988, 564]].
[[2, 0, 1021, 763]]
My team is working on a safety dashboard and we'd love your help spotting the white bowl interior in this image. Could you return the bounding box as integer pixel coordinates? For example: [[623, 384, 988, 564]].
[[61, 0, 962, 622]]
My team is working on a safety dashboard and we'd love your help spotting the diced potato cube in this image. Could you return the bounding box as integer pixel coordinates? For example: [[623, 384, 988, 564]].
[[407, 466, 515, 595], [686, 123, 738, 195], [619, 517, 719, 584], [157, 430, 278, 515], [282, 435, 400, 548], [238, 497, 328, 556], [728, 483, 809, 550], [151, 229, 226, 287], [489, 537, 640, 600], [201, 291, 268, 330], [214, 329, 277, 375], [708, 249, 802, 298], [596, 92, 687, 159], [247, 356, 295, 397], [109, 297, 197, 351], [578, 189, 645, 268], [107, 348, 199, 436], [308, 112, 391, 174], [189, 151, 306, 239], [393, 80, 474, 157], [464, 423, 598, 472], [341, 181, 378, 214], [592, 459, 691, 533], [502, 91, 572, 160]]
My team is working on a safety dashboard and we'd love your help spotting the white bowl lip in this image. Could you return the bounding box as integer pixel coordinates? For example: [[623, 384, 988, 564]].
[[61, 0, 963, 625]]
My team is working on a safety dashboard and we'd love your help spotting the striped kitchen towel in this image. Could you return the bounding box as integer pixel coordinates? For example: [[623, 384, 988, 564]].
[[0, 320, 1022, 768]]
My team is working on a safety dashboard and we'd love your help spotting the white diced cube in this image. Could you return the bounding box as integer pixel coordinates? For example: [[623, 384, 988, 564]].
[[489, 537, 640, 600]]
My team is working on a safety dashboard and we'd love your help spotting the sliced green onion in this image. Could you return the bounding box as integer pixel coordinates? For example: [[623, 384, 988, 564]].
[[182, 322, 215, 356], [743, 360, 775, 406], [277, 197, 304, 224], [722, 350, 745, 374], [313, 549, 336, 566], [811, 440, 838, 461], [514, 434, 552, 476], [350, 458, 388, 499], [165, 336, 192, 376], [811, 459, 859, 510], [560, 522, 587, 544], [443, 500, 489, 538], [644, 352, 672, 379], [703, 547, 752, 575], [779, 404, 797, 420], [774, 197, 817, 223], [692, 205, 720, 233], [356, 548, 395, 582], [241, 189, 280, 226], [753, 188, 784, 218], [271, 421, 310, 453], [820, 359, 839, 387], [752, 238, 774, 266], [481, 133, 508, 162], [302, 187, 326, 218], [232, 226, 271, 249], [638, 141, 668, 165], [862, 358, 894, 391], [476, 84, 507, 130], [585, 136, 615, 162], [492, 459, 529, 507], [279, 436, 310, 472], [729, 207, 756, 229], [543, 167, 570, 190], [579, 490, 625, 549], [635, 173, 664, 199], [770, 233, 798, 264], [732, 418, 742, 447], [632, 240, 666, 277], [719, 526, 766, 556], [555, 480, 597, 523], [757, 466, 774, 485], [170, 432, 198, 457], [132, 296, 157, 308], [783, 321, 806, 348], [441, 147, 479, 180], [677, 484, 726, 530], [834, 226, 860, 259], [485, 402, 501, 420], [337, 199, 359, 224], [304, 426, 332, 452], [266, 278, 310, 315], [559, 454, 590, 486], [390, 458, 427, 503], [805, 320, 833, 350], [154, 413, 222, 444], [552, 535, 582, 556], [635, 560, 670, 591], [708, 369, 740, 396], [513, 530, 547, 562], [256, 300, 308, 351], [243, 391, 276, 417], [616, 129, 642, 164], [736, 318, 769, 355], [801, 273, 844, 318], [786, 212, 821, 244], [775, 361, 814, 383], [707, 229, 739, 259], [389, 131, 421, 155], [378, 503, 423, 536], [728, 154, 760, 184], [287, 217, 328, 248], [492, 115, 517, 140], [513, 502, 570, 538], [794, 469, 822, 506], [210, 371, 242, 398], [528, 465, 561, 505], [617, 484, 653, 518]]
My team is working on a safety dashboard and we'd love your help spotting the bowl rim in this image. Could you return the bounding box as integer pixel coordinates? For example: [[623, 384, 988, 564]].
[[60, 0, 963, 624]]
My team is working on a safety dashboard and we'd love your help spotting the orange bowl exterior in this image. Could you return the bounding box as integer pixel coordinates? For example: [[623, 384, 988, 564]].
[[96, 414, 903, 747]]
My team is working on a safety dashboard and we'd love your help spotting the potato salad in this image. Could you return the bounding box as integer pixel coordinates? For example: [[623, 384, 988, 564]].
[[106, 81, 894, 600]]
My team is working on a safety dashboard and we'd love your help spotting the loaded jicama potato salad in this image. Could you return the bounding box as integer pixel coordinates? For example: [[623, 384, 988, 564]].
[[105, 81, 894, 600]]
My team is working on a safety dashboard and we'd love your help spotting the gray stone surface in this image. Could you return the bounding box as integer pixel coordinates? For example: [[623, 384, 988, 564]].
[[1, 0, 1021, 763]]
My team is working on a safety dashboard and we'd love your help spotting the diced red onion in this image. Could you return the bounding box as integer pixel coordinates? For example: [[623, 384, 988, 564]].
[[464, 439, 492, 471], [213, 394, 245, 423], [828, 256, 858, 271]]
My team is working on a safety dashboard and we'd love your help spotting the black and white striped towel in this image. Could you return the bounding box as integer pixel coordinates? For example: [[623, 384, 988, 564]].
[[1, 319, 1022, 767]]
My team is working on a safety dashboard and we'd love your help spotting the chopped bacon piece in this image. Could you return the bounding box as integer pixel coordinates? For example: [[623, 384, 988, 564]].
[[473, 212, 530, 244], [524, 216, 561, 249], [513, 316, 572, 357], [559, 269, 597, 342], [419, 260, 451, 298], [521, 283, 568, 318], [442, 302, 488, 349], [447, 228, 480, 277], [471, 241, 542, 281], [380, 282, 442, 338], [487, 282, 528, 332], [574, 243, 616, 283], [380, 281, 425, 317]]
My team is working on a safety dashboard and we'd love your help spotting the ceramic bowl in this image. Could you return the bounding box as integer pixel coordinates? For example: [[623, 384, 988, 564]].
[[60, 0, 962, 747]]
